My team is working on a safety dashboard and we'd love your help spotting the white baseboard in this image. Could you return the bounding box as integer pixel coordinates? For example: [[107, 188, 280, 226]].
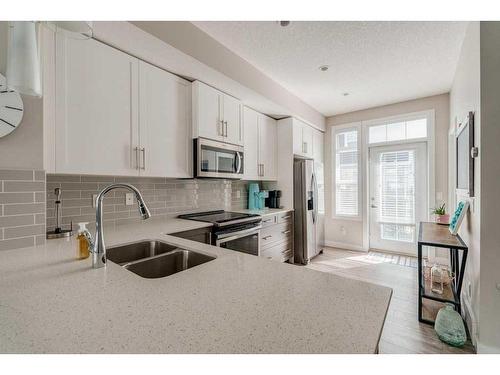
[[323, 240, 365, 252], [477, 341, 500, 354]]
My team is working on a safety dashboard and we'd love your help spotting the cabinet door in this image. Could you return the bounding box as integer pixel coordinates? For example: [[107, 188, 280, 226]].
[[192, 81, 223, 142], [139, 61, 192, 178], [222, 94, 243, 146], [312, 128, 324, 163], [55, 35, 139, 175], [293, 120, 304, 156], [302, 123, 314, 157], [243, 107, 260, 180], [259, 114, 278, 180]]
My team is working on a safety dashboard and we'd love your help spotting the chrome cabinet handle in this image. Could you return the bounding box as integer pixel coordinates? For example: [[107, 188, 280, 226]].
[[262, 218, 271, 223], [224, 121, 228, 137], [370, 204, 378, 208], [281, 215, 291, 219], [219, 120, 224, 136], [262, 235, 272, 240], [140, 148, 146, 170], [281, 230, 291, 235], [134, 147, 140, 170]]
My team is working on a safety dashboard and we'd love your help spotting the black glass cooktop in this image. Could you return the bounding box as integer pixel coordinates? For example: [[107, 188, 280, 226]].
[[179, 210, 259, 224]]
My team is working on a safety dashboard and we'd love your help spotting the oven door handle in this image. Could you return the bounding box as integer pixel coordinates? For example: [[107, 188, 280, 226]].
[[216, 226, 262, 243]]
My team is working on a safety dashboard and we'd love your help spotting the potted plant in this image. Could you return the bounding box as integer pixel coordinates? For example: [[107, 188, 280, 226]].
[[432, 203, 450, 225]]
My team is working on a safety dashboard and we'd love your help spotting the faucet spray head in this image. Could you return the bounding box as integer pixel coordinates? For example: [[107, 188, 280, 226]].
[[138, 199, 151, 219]]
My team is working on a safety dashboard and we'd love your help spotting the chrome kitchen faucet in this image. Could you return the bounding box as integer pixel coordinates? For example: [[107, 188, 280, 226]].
[[81, 183, 151, 268]]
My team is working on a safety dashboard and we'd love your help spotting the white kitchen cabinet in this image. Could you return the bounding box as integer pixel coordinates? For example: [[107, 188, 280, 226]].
[[222, 93, 243, 146], [258, 114, 278, 180], [55, 35, 139, 176], [243, 106, 260, 180], [54, 36, 192, 178], [242, 106, 277, 181], [312, 128, 324, 163], [292, 118, 314, 158], [192, 81, 243, 146], [139, 61, 192, 178]]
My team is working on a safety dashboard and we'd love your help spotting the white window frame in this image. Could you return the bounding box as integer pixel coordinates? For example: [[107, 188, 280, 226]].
[[332, 122, 362, 221], [362, 109, 435, 251]]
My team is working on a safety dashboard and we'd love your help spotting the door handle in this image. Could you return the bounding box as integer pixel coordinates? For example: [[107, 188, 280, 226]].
[[219, 120, 224, 136], [134, 147, 140, 170], [140, 148, 146, 170]]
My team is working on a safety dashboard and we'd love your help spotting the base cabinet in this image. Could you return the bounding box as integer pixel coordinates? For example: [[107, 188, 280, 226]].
[[259, 211, 294, 262]]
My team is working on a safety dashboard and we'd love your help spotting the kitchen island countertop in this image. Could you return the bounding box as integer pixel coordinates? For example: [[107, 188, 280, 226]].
[[0, 216, 391, 354]]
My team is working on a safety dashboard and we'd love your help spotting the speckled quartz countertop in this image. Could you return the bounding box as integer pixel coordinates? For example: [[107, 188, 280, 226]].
[[230, 207, 293, 217], [0, 217, 392, 354]]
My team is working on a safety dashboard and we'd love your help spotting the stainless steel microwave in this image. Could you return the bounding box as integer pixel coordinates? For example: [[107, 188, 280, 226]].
[[194, 138, 244, 179]]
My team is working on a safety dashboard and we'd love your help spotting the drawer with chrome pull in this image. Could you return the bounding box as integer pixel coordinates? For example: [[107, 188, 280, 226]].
[[261, 241, 293, 262], [260, 214, 277, 228], [260, 222, 292, 250], [277, 211, 293, 224]]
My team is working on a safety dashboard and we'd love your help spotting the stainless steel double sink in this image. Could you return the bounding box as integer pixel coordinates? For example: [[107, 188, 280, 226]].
[[106, 240, 216, 279]]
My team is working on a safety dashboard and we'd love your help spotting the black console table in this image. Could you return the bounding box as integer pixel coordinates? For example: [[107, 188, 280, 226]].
[[417, 222, 468, 325]]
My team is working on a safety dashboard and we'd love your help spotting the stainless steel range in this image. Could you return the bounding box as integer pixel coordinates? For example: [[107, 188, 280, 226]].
[[178, 210, 262, 256]]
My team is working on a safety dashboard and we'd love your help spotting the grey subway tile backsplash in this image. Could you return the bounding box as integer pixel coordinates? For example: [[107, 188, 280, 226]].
[[46, 174, 234, 230], [0, 169, 46, 251]]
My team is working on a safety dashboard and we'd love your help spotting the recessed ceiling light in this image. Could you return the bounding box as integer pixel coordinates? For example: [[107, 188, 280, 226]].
[[278, 21, 291, 27], [319, 65, 329, 72]]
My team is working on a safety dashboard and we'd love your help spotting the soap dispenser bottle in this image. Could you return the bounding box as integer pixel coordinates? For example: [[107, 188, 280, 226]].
[[77, 222, 90, 259]]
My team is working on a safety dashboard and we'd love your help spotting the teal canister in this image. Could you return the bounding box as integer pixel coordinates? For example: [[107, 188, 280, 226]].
[[248, 183, 260, 210]]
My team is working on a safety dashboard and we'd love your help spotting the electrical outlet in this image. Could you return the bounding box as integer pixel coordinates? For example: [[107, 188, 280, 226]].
[[125, 193, 134, 206], [92, 194, 98, 208], [236, 190, 241, 199], [340, 226, 347, 236], [436, 191, 443, 201]]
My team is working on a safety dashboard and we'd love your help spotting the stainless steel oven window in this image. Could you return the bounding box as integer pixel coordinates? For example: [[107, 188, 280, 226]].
[[216, 228, 261, 256]]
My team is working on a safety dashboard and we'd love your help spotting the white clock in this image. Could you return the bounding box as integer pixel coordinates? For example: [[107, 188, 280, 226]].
[[0, 73, 24, 138]]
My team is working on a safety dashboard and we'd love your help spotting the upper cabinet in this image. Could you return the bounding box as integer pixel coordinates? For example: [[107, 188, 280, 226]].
[[258, 114, 278, 180], [312, 128, 324, 164], [192, 81, 243, 146], [243, 106, 260, 180], [243, 106, 277, 181], [53, 36, 191, 177], [138, 61, 192, 178], [54, 35, 140, 176], [292, 118, 314, 158]]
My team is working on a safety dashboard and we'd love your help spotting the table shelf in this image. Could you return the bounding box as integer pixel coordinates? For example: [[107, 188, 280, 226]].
[[417, 222, 468, 325]]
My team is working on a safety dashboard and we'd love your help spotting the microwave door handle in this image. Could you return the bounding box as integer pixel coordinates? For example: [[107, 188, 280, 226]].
[[235, 152, 242, 174]]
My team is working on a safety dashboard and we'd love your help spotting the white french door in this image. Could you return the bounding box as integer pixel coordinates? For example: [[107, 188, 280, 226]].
[[369, 142, 427, 255]]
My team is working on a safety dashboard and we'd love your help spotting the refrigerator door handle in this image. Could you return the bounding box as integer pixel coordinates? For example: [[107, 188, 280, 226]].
[[311, 173, 317, 224]]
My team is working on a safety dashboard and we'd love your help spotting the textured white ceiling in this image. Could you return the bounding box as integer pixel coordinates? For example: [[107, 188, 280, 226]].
[[192, 21, 468, 116]]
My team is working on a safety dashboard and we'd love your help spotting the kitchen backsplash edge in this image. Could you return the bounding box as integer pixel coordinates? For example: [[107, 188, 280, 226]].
[[0, 169, 275, 251]]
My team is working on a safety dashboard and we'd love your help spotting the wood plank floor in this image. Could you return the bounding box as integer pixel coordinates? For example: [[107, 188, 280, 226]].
[[307, 247, 475, 354]]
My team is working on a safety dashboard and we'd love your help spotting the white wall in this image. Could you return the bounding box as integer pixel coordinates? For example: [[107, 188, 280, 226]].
[[324, 93, 450, 250], [0, 22, 44, 170], [449, 21, 481, 347], [477, 21, 500, 353]]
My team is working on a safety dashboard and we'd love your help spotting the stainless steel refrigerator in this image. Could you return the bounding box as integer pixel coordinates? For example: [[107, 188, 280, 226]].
[[293, 158, 321, 264]]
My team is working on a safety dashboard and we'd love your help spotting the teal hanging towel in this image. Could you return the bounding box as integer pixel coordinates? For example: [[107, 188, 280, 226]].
[[434, 305, 467, 347]]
